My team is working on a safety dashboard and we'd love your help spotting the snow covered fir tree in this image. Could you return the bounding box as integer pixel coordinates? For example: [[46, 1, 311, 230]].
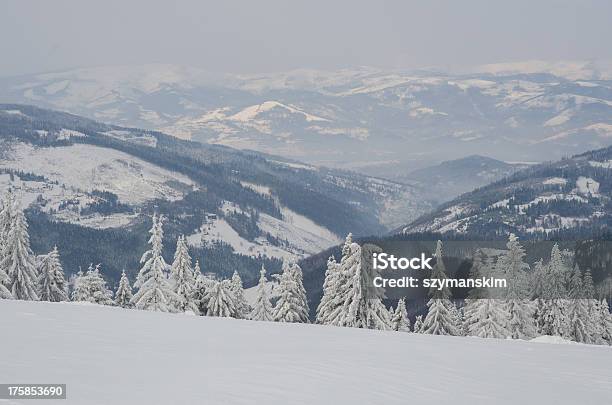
[[2, 197, 39, 300], [250, 265, 273, 321], [132, 214, 178, 312], [37, 246, 68, 302], [114, 270, 133, 308], [421, 241, 459, 335]]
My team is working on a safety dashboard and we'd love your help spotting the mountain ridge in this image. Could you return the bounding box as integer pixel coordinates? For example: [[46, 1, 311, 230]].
[[2, 64, 612, 178]]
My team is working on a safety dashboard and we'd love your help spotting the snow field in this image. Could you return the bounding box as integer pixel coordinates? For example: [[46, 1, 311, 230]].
[[1, 300, 611, 405]]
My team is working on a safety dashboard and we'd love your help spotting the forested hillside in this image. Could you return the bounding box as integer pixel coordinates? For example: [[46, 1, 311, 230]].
[[0, 105, 429, 286], [401, 145, 612, 239]]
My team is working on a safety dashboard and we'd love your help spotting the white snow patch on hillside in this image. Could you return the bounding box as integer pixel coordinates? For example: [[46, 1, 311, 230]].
[[269, 160, 316, 171], [259, 207, 341, 255], [229, 101, 329, 123], [0, 142, 194, 205], [543, 110, 572, 126], [187, 217, 291, 259], [2, 300, 611, 405], [489, 198, 510, 209], [240, 181, 272, 196], [543, 177, 567, 186], [584, 123, 612, 137], [187, 203, 339, 260], [44, 79, 70, 95], [409, 107, 448, 117], [57, 128, 87, 140], [590, 160, 612, 169], [576, 176, 599, 196], [102, 130, 158, 147], [1, 109, 27, 116]]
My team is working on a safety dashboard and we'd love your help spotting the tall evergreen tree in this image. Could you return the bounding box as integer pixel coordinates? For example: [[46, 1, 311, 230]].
[[273, 260, 310, 323], [114, 270, 133, 308], [37, 246, 68, 302], [468, 299, 510, 338], [316, 255, 342, 324], [204, 279, 238, 317], [2, 200, 38, 300], [598, 299, 612, 345], [230, 271, 250, 319], [0, 192, 13, 299], [539, 244, 569, 337], [332, 242, 390, 329], [422, 241, 458, 335], [391, 298, 411, 332], [250, 265, 274, 321], [465, 250, 510, 338], [192, 261, 211, 315], [566, 267, 591, 344], [132, 215, 177, 312], [170, 235, 198, 313], [498, 234, 534, 339]]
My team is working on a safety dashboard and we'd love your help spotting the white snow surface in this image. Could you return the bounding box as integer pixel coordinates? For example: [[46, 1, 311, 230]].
[[575, 176, 599, 196], [2, 300, 611, 405]]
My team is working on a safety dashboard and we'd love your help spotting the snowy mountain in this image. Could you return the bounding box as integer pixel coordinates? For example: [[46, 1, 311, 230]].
[[401, 145, 612, 238], [400, 155, 529, 204], [2, 63, 612, 178], [0, 105, 430, 285], [3, 300, 611, 405]]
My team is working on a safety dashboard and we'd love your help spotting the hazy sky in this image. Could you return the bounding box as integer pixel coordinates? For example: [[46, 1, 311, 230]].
[[1, 0, 610, 76]]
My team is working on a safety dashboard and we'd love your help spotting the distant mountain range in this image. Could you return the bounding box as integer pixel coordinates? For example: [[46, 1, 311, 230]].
[[400, 155, 529, 204], [1, 63, 612, 179], [400, 146, 612, 238], [0, 104, 431, 286]]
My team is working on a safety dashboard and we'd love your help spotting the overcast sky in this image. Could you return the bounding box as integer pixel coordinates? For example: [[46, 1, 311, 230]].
[[1, 0, 610, 76]]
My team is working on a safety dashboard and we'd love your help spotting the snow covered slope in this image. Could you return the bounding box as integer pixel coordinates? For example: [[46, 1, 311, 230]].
[[0, 142, 195, 205], [2, 300, 611, 405]]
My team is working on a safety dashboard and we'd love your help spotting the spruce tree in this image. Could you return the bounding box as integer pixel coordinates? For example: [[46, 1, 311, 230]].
[[204, 279, 237, 317], [170, 235, 198, 313], [192, 261, 211, 315], [230, 271, 250, 318], [539, 244, 569, 337], [37, 246, 68, 302], [0, 191, 13, 299], [87, 264, 114, 305], [333, 242, 390, 329], [250, 265, 274, 321], [2, 201, 38, 300], [273, 260, 310, 323], [391, 298, 411, 332], [114, 270, 133, 308], [413, 315, 423, 333], [598, 299, 612, 345], [468, 299, 510, 338], [316, 255, 342, 324], [422, 241, 457, 335], [463, 249, 488, 332], [132, 215, 177, 312], [499, 234, 534, 339]]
